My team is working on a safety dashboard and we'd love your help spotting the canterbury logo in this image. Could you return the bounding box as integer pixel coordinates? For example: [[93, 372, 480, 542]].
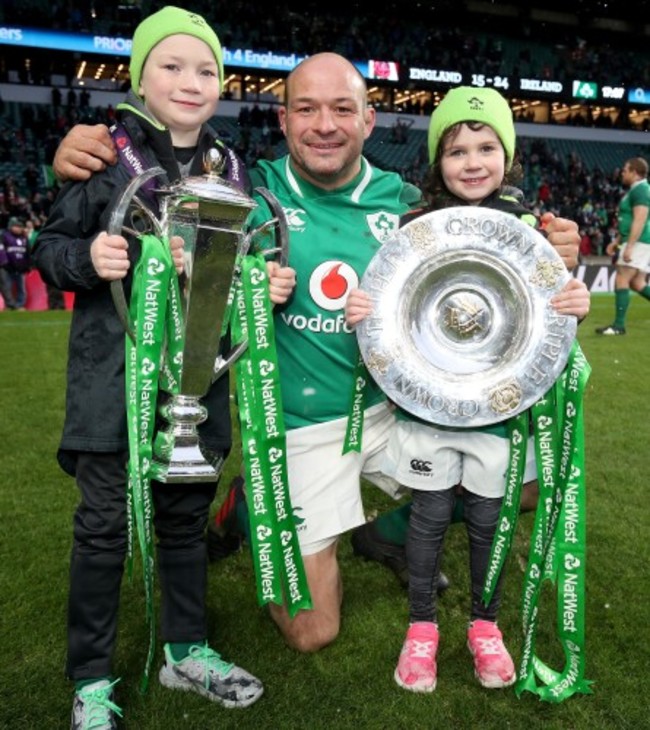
[[410, 459, 432, 473]]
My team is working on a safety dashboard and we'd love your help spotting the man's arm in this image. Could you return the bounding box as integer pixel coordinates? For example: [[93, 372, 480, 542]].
[[53, 124, 117, 182]]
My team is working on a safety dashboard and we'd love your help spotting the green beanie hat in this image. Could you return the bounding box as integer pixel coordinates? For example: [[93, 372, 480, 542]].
[[428, 86, 516, 169], [129, 6, 224, 95]]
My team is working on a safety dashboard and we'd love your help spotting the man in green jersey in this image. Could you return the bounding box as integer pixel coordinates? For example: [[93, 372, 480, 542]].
[[223, 54, 579, 652], [52, 53, 580, 654], [596, 156, 650, 335]]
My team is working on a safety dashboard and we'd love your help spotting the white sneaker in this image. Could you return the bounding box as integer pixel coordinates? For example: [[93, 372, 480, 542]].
[[70, 679, 122, 730], [159, 643, 264, 708]]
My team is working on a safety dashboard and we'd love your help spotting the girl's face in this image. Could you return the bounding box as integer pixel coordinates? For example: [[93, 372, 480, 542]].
[[439, 123, 506, 205], [138, 34, 220, 146]]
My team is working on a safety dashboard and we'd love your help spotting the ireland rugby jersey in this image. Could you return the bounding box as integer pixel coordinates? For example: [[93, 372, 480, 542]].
[[249, 155, 422, 430], [618, 178, 650, 243]]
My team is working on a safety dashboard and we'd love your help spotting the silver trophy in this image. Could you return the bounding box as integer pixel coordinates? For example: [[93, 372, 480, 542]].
[[108, 150, 287, 482], [357, 207, 576, 427]]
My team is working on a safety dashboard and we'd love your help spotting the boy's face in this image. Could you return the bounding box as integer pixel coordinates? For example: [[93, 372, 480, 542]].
[[440, 123, 506, 205], [138, 34, 221, 145]]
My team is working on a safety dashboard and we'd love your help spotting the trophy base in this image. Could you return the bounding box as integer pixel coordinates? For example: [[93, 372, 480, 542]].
[[150, 442, 225, 484], [151, 395, 225, 483]]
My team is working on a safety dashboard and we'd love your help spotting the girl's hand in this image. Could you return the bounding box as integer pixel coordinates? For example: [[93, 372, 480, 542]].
[[550, 278, 590, 319], [345, 288, 372, 327]]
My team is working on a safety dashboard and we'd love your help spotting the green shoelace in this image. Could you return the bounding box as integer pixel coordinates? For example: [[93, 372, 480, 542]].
[[77, 679, 122, 730]]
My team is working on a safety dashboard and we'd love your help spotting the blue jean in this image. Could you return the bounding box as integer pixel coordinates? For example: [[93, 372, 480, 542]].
[[0, 269, 26, 308], [0, 268, 17, 308]]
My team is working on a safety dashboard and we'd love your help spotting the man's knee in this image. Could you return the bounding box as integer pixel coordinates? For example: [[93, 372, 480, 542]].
[[269, 541, 342, 652], [269, 604, 340, 653]]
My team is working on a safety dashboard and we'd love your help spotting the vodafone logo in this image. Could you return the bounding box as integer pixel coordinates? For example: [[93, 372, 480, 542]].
[[309, 261, 359, 311]]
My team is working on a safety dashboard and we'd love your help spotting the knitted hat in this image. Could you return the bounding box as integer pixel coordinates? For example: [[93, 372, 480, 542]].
[[428, 86, 516, 169], [8, 217, 23, 227], [129, 6, 224, 95]]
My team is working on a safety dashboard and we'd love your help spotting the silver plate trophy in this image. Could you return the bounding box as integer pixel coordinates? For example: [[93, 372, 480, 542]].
[[108, 149, 288, 482], [356, 206, 576, 427]]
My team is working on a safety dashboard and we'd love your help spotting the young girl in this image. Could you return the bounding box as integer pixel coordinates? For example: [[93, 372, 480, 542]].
[[346, 86, 590, 694], [33, 7, 294, 726]]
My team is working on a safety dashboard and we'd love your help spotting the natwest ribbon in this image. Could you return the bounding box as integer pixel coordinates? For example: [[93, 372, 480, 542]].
[[515, 343, 593, 702], [342, 353, 368, 454], [232, 253, 312, 616], [124, 233, 180, 690], [480, 342, 592, 702]]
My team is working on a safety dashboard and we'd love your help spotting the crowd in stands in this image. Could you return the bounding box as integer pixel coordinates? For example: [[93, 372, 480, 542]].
[[0, 114, 631, 312], [1, 0, 646, 310], [0, 90, 629, 280], [520, 138, 621, 256], [3, 1, 650, 119]]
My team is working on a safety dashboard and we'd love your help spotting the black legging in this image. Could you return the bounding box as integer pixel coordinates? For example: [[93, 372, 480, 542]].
[[407, 486, 504, 624]]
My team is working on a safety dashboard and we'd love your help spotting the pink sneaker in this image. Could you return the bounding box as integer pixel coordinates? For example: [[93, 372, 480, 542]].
[[467, 620, 516, 689], [394, 622, 439, 692]]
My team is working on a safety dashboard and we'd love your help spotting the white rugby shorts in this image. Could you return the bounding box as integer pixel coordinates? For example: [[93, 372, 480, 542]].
[[285, 401, 403, 555], [381, 419, 537, 498], [618, 241, 650, 273]]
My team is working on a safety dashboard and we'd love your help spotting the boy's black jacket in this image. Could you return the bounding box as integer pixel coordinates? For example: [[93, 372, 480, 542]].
[[33, 99, 240, 475]]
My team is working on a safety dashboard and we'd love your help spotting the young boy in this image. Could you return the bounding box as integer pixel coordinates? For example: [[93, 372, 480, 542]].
[[33, 7, 293, 727], [346, 86, 590, 694]]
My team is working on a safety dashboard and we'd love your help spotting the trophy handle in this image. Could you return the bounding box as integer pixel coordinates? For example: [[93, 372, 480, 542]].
[[107, 166, 166, 342], [251, 186, 290, 267]]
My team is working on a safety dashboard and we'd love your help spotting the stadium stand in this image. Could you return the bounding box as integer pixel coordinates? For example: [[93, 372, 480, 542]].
[[1, 1, 649, 264]]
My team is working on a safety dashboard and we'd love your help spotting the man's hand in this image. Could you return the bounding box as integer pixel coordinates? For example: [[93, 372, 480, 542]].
[[540, 212, 579, 269], [53, 124, 117, 182], [622, 242, 634, 264], [266, 261, 296, 304], [90, 232, 130, 280]]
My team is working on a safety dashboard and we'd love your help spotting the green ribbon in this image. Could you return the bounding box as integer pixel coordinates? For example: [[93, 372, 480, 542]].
[[515, 342, 593, 702], [233, 253, 312, 616], [531, 389, 561, 582], [481, 410, 528, 605], [124, 233, 177, 691], [342, 353, 368, 454]]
